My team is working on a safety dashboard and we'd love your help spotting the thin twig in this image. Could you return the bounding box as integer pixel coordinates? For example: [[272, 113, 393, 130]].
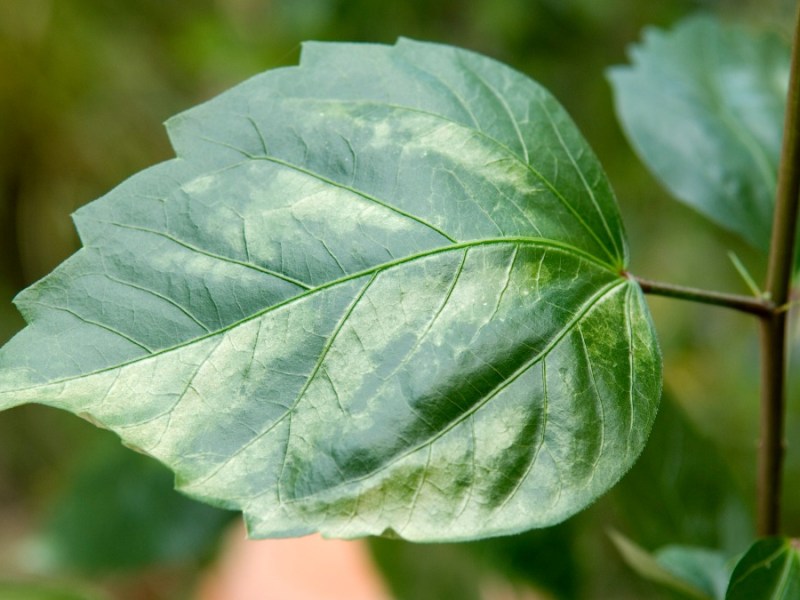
[[631, 275, 773, 317]]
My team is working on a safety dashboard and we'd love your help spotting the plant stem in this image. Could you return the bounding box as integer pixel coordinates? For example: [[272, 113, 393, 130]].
[[637, 3, 800, 538], [632, 275, 773, 316], [758, 1, 800, 537]]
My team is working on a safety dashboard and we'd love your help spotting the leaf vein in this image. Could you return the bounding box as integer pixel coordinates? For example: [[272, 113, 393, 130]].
[[100, 272, 211, 333], [33, 302, 154, 353], [3, 239, 615, 397], [457, 57, 530, 163], [96, 220, 314, 290], [534, 96, 622, 262], [281, 97, 621, 262], [282, 278, 626, 505]]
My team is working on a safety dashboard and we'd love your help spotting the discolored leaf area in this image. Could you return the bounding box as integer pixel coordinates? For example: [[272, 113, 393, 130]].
[[0, 39, 660, 541], [609, 16, 790, 253]]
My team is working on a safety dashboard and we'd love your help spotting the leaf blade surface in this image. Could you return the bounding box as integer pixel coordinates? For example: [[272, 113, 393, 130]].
[[609, 16, 789, 251], [0, 39, 660, 541]]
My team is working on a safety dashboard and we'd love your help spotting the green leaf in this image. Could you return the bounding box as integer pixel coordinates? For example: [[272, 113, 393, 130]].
[[609, 16, 790, 251], [726, 537, 800, 599], [0, 39, 660, 541], [609, 531, 715, 599], [656, 546, 731, 600]]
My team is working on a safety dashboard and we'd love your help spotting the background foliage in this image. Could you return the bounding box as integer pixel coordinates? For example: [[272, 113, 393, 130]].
[[0, 0, 798, 598]]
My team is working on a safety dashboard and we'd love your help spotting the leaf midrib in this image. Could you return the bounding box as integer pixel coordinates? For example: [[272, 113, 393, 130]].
[[5, 237, 618, 394]]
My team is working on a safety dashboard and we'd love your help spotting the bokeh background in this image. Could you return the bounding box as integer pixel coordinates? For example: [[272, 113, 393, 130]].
[[0, 0, 798, 598]]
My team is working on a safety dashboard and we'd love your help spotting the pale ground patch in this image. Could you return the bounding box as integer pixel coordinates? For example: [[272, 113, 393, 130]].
[[196, 524, 391, 600], [196, 522, 549, 600]]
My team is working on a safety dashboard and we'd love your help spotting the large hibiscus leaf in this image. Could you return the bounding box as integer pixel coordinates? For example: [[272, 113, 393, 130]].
[[0, 39, 660, 541]]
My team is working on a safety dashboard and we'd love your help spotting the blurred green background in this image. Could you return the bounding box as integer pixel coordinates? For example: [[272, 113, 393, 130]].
[[0, 0, 798, 598]]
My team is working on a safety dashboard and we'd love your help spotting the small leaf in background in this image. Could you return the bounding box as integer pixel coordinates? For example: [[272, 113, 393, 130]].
[[33, 433, 233, 574], [656, 546, 731, 600], [0, 39, 661, 541], [609, 16, 790, 253], [726, 537, 800, 599], [609, 530, 718, 600]]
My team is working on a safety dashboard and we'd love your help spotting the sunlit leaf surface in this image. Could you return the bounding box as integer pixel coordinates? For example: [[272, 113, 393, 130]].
[[0, 39, 660, 541], [609, 16, 789, 251]]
